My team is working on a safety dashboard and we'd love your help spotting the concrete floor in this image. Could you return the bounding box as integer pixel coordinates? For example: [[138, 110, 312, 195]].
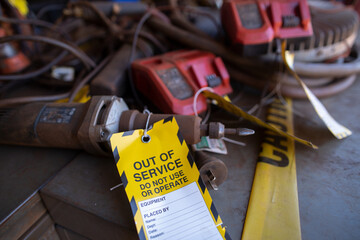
[[211, 78, 360, 239]]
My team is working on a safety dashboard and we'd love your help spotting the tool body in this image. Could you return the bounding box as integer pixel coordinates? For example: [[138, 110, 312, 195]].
[[90, 42, 153, 96], [0, 96, 243, 156], [194, 151, 228, 190], [0, 96, 128, 155]]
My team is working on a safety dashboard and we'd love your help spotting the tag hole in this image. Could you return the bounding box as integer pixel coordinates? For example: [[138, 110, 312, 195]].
[[142, 135, 151, 143]]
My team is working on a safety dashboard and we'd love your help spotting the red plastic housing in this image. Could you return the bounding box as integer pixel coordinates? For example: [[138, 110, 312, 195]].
[[132, 50, 232, 115], [0, 28, 30, 74], [222, 0, 313, 54]]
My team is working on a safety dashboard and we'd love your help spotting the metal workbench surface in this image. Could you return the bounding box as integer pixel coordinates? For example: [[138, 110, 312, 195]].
[[0, 79, 359, 240], [211, 77, 360, 239]]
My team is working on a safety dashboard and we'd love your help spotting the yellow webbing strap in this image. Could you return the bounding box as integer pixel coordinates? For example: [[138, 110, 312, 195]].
[[282, 41, 351, 139], [242, 98, 301, 240]]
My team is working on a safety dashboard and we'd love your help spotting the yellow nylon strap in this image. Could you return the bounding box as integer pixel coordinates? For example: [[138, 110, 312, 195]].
[[202, 90, 317, 149], [242, 98, 301, 240], [282, 41, 351, 139]]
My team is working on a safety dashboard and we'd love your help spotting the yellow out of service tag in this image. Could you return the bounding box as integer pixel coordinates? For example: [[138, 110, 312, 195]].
[[110, 117, 230, 240], [242, 98, 301, 240], [282, 41, 352, 139], [202, 91, 317, 149]]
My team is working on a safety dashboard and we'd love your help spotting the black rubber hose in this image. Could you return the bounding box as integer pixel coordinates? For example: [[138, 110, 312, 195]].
[[0, 35, 96, 70], [0, 16, 72, 40], [0, 34, 105, 81], [294, 59, 360, 78]]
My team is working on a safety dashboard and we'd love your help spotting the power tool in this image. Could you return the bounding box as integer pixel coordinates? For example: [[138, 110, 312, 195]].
[[221, 0, 313, 56], [0, 96, 247, 156]]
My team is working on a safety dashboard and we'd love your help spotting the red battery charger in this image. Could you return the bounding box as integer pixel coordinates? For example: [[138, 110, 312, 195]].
[[221, 0, 313, 55], [131, 50, 232, 115]]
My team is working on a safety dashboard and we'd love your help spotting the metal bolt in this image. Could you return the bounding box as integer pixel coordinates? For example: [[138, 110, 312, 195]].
[[206, 170, 219, 191]]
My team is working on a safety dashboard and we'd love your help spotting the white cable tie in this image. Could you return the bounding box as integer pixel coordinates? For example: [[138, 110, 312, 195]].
[[193, 87, 214, 117], [110, 183, 123, 191], [222, 137, 246, 146]]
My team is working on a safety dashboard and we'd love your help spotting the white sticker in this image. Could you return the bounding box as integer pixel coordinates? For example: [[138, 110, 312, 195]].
[[138, 182, 222, 240], [194, 136, 228, 155], [51, 66, 75, 82]]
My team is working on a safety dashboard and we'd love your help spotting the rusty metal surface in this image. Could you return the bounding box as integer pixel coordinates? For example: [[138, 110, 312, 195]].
[[293, 78, 360, 240], [119, 110, 202, 145], [195, 151, 229, 190], [40, 153, 138, 240], [212, 80, 360, 239], [0, 145, 78, 222], [90, 43, 149, 96], [0, 192, 46, 239], [210, 130, 261, 239], [209, 108, 263, 239], [19, 214, 59, 240], [56, 225, 89, 240], [0, 102, 88, 149], [0, 81, 359, 240]]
